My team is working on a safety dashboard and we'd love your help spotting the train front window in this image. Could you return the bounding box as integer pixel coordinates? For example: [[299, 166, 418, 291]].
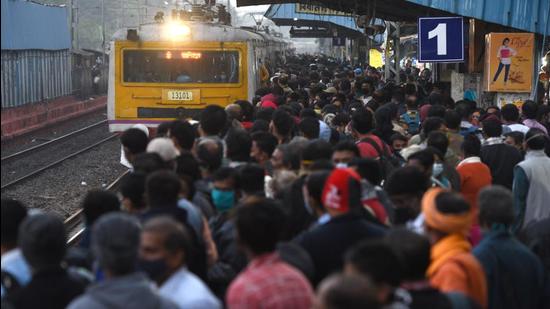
[[123, 50, 239, 84]]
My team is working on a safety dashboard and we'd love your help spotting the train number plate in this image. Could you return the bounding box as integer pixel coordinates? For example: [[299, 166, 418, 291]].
[[167, 90, 193, 101]]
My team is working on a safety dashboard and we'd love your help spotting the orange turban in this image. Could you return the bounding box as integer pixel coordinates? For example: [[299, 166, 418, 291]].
[[421, 188, 472, 235]]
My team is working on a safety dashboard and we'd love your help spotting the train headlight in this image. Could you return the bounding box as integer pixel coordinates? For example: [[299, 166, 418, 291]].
[[164, 21, 190, 40]]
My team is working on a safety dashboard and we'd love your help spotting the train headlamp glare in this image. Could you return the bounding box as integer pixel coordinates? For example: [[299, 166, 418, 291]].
[[165, 22, 190, 40]]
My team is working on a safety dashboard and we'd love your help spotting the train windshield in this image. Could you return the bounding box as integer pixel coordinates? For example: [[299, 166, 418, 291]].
[[122, 50, 239, 84]]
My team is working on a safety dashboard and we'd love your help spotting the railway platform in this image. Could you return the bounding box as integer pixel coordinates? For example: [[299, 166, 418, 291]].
[[1, 95, 107, 141]]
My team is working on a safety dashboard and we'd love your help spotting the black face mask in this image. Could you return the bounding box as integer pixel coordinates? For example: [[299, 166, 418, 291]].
[[393, 207, 419, 225], [137, 257, 168, 281]]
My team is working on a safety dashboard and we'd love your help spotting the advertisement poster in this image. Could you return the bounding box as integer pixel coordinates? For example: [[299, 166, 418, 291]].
[[485, 33, 534, 92], [452, 72, 482, 103], [495, 92, 530, 109], [369, 49, 383, 69]]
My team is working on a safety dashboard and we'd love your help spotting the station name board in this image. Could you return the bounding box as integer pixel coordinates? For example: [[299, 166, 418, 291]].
[[295, 4, 350, 16]]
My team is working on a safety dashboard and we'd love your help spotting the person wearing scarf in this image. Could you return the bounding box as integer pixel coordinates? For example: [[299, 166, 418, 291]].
[[473, 186, 547, 309], [422, 188, 487, 308]]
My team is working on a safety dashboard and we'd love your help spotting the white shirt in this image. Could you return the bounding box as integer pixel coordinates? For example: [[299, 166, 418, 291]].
[[506, 123, 529, 134], [457, 156, 482, 168], [159, 267, 221, 309]]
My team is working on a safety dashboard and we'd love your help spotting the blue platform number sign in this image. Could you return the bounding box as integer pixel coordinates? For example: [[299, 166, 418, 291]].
[[418, 17, 464, 62]]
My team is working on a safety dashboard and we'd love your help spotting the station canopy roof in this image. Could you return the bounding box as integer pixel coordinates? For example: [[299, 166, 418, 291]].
[[238, 0, 550, 36], [264, 3, 363, 38]]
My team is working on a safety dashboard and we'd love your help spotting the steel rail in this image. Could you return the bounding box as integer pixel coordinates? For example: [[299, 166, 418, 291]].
[[1, 134, 118, 190], [65, 169, 129, 246], [1, 119, 108, 162]]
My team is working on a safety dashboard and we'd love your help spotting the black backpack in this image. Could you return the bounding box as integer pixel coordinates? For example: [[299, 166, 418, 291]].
[[360, 137, 400, 180], [1, 270, 21, 296]]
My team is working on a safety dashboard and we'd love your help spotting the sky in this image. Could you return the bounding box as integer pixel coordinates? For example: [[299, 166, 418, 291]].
[[230, 0, 269, 14], [229, 1, 318, 53]]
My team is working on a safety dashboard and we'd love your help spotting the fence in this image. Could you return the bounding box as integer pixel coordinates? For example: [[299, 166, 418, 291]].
[[1, 49, 72, 108]]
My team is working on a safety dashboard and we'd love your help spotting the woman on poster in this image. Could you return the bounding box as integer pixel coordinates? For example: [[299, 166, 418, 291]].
[[492, 38, 517, 85]]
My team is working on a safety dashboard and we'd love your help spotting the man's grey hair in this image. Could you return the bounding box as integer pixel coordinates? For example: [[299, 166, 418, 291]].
[[92, 212, 141, 276], [478, 185, 515, 226]]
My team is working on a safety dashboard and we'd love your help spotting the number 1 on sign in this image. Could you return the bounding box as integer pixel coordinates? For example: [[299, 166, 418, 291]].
[[428, 23, 447, 55]]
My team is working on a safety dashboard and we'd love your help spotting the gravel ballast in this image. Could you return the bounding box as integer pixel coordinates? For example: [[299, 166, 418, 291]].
[[1, 120, 115, 186], [1, 138, 128, 219], [1, 109, 108, 158]]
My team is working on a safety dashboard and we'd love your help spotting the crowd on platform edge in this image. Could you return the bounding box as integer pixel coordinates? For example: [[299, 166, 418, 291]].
[[2, 54, 550, 309]]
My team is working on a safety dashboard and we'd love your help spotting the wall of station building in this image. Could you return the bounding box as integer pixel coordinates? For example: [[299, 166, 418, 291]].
[[1, 49, 72, 108]]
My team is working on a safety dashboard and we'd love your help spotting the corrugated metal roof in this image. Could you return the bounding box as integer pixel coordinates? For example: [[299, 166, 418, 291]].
[[1, 0, 71, 50], [237, 0, 550, 35], [405, 0, 550, 35], [264, 3, 360, 32]]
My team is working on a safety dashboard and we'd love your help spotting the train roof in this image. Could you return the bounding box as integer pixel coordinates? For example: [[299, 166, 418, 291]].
[[111, 22, 287, 44]]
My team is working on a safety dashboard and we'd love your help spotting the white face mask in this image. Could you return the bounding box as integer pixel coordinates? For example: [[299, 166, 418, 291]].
[[432, 163, 444, 177], [335, 163, 348, 169]]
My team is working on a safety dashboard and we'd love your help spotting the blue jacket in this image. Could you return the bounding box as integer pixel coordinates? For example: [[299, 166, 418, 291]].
[[473, 230, 548, 309]]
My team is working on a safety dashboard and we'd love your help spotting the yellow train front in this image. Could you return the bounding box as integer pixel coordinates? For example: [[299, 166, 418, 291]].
[[107, 19, 288, 132]]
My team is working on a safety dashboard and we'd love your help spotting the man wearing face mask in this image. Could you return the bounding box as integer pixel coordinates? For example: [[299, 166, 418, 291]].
[[407, 148, 450, 189], [427, 132, 461, 191], [139, 216, 221, 309], [297, 168, 386, 285], [332, 141, 360, 168], [207, 167, 248, 299], [431, 160, 450, 188], [384, 166, 430, 227], [68, 213, 178, 309], [301, 171, 331, 228]]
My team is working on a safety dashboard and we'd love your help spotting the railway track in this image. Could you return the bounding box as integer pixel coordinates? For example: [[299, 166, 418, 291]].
[[1, 119, 108, 162], [1, 120, 118, 191], [65, 169, 129, 246]]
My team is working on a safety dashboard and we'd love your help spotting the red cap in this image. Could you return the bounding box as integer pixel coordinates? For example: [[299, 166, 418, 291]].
[[322, 168, 362, 213], [260, 100, 277, 109]]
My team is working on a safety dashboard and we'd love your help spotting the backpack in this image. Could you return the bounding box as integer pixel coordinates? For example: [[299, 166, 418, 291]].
[[1, 270, 21, 296], [360, 137, 400, 180], [401, 110, 421, 135]]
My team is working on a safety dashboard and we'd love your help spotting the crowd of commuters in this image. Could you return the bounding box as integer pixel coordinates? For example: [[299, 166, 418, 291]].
[[2, 55, 550, 309]]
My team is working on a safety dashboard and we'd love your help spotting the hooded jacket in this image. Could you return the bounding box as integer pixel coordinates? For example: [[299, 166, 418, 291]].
[[67, 272, 177, 309]]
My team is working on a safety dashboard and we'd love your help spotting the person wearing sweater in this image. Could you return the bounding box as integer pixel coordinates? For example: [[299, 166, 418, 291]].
[[456, 134, 492, 245], [422, 188, 488, 309]]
